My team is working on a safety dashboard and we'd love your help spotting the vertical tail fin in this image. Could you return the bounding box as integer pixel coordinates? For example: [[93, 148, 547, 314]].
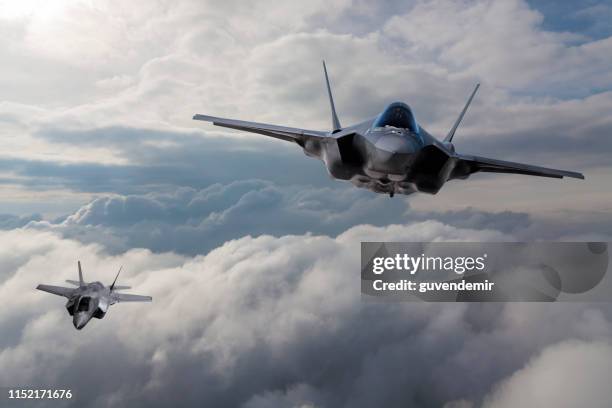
[[322, 60, 342, 133], [110, 266, 122, 292], [77, 261, 84, 287], [444, 83, 480, 143]]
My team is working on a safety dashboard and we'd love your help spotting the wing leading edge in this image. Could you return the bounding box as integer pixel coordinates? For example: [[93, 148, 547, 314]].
[[193, 114, 328, 145], [110, 293, 152, 303], [37, 284, 75, 298], [456, 153, 584, 179]]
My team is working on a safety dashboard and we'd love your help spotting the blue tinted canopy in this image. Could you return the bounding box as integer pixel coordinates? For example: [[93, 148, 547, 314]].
[[373, 102, 419, 133]]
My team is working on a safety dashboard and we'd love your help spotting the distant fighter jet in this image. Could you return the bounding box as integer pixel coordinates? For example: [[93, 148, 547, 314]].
[[194, 61, 583, 197], [36, 261, 151, 330]]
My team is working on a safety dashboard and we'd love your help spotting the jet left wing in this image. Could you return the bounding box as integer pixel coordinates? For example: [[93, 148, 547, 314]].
[[37, 284, 75, 298], [110, 293, 152, 303], [193, 114, 328, 144], [456, 154, 584, 179]]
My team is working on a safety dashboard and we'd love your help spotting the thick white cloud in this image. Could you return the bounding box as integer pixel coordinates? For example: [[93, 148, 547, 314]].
[[483, 340, 612, 408], [384, 0, 612, 92], [1, 0, 610, 135], [0, 2, 610, 405], [1, 225, 611, 407]]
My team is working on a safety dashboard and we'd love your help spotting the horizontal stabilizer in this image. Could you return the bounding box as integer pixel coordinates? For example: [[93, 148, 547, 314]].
[[66, 280, 82, 286]]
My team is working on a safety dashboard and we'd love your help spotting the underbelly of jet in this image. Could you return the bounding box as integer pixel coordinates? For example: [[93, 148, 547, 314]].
[[349, 174, 418, 195], [321, 136, 454, 196], [347, 147, 455, 195]]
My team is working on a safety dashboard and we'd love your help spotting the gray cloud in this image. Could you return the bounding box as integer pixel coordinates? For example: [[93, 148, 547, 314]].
[[0, 0, 610, 222], [0, 1, 611, 407], [27, 180, 410, 255], [1, 227, 611, 407], [0, 213, 41, 229], [482, 340, 612, 408], [5, 179, 605, 257], [1, 127, 331, 195], [0, 178, 602, 258]]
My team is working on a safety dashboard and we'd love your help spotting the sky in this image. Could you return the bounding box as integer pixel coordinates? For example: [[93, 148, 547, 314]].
[[0, 0, 611, 407]]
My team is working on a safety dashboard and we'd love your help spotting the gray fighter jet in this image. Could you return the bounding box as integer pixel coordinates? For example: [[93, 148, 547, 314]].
[[36, 261, 151, 330], [194, 62, 583, 197]]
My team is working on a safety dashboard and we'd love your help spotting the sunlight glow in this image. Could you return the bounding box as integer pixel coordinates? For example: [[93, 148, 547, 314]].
[[0, 0, 74, 20]]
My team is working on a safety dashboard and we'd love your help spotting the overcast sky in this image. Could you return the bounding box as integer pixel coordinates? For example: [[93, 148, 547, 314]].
[[0, 1, 611, 407]]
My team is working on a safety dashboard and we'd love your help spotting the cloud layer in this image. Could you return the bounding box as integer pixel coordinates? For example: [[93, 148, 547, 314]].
[[0, 1, 611, 407], [2, 179, 604, 257], [1, 0, 611, 218], [1, 225, 611, 407]]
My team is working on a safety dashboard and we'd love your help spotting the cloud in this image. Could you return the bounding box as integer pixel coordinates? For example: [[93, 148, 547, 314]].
[[1, 225, 611, 407], [27, 180, 411, 254], [5, 178, 605, 257], [0, 0, 610, 222], [0, 213, 41, 229], [483, 340, 612, 408], [0, 2, 610, 407], [384, 0, 612, 94], [243, 383, 325, 408]]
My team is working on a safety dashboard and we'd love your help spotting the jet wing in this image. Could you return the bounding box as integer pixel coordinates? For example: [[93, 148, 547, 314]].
[[37, 284, 75, 298], [456, 154, 584, 179], [193, 114, 328, 144], [110, 293, 152, 303]]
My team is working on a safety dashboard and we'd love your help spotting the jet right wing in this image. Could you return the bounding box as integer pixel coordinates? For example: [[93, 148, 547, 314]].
[[110, 293, 152, 303], [193, 114, 328, 145], [456, 153, 585, 179], [37, 284, 75, 298]]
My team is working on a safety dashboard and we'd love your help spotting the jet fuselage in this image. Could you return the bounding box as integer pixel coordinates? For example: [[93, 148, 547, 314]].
[[65, 282, 111, 329], [304, 103, 457, 196]]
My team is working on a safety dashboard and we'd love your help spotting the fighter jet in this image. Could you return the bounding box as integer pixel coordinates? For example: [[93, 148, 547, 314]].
[[193, 62, 583, 197], [36, 261, 151, 330]]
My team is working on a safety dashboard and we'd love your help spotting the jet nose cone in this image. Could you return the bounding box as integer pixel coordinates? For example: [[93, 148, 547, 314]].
[[375, 133, 418, 154], [369, 133, 419, 176], [73, 314, 89, 330]]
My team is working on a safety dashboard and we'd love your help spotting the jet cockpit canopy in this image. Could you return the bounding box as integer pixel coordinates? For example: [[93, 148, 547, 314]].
[[373, 102, 419, 133]]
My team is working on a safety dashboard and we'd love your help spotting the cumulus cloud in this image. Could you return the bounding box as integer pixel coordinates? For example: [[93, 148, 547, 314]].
[[25, 180, 410, 254], [483, 340, 612, 408], [4, 179, 605, 257], [0, 213, 41, 229], [2, 0, 610, 143], [384, 0, 612, 93], [1, 225, 611, 407], [0, 0, 610, 220], [0, 2, 610, 406]]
